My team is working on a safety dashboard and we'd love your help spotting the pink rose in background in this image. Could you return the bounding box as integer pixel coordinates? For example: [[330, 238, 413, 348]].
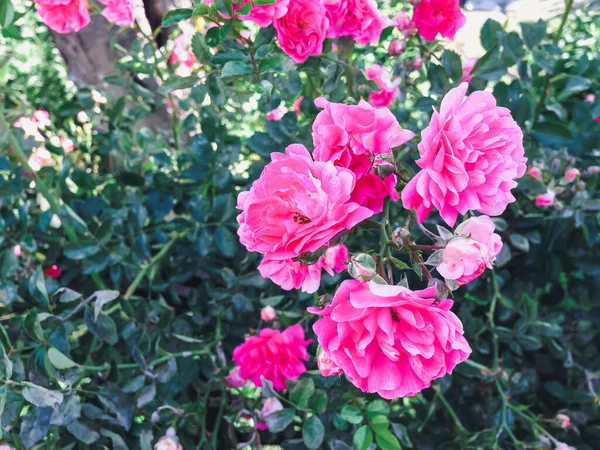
[[366, 64, 401, 108], [564, 168, 580, 183], [556, 413, 571, 429], [14, 116, 43, 141], [527, 167, 542, 180], [585, 94, 595, 103], [77, 111, 89, 123], [309, 280, 471, 399], [13, 245, 23, 257], [317, 349, 343, 376], [0, 446, 14, 450], [237, 144, 371, 258], [292, 96, 304, 116], [99, 0, 135, 27], [154, 434, 183, 450], [413, 0, 466, 41], [35, 0, 90, 34], [91, 90, 107, 104], [273, 0, 329, 64], [536, 191, 555, 207], [437, 215, 502, 285], [323, 0, 386, 45], [461, 57, 477, 82], [401, 83, 526, 227], [43, 264, 62, 278], [393, 11, 416, 35], [555, 444, 576, 450], [596, 116, 600, 124], [388, 39, 406, 56], [267, 104, 288, 121], [225, 366, 248, 388], [169, 35, 197, 77], [258, 244, 348, 293], [412, 56, 424, 70], [33, 110, 51, 128], [61, 137, 75, 153], [28, 146, 53, 171], [232, 325, 312, 390], [237, 0, 290, 27], [312, 98, 414, 213], [261, 306, 277, 321]]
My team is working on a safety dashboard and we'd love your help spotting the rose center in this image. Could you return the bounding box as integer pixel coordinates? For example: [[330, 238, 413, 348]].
[[293, 213, 311, 225], [391, 309, 401, 322]]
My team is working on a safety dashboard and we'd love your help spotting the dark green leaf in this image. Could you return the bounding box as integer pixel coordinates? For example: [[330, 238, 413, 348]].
[[266, 408, 295, 432], [22, 382, 64, 408], [290, 378, 314, 409], [84, 308, 118, 345], [521, 20, 546, 48], [161, 8, 193, 27], [340, 405, 363, 424], [48, 348, 77, 369], [441, 50, 462, 80], [67, 420, 100, 444], [353, 425, 373, 450], [302, 415, 325, 449], [158, 76, 199, 94], [221, 61, 253, 77], [480, 19, 504, 50]]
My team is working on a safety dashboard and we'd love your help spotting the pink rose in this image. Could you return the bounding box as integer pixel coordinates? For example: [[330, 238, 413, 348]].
[[61, 137, 75, 153], [461, 56, 477, 82], [527, 167, 542, 180], [33, 110, 51, 128], [225, 366, 248, 388], [35, 0, 90, 34], [412, 56, 424, 70], [393, 11, 416, 35], [437, 216, 502, 285], [388, 39, 406, 56], [169, 35, 197, 77], [0, 446, 14, 450], [312, 98, 414, 213], [413, 0, 466, 41], [261, 306, 277, 321], [556, 413, 571, 429], [273, 0, 329, 64], [564, 168, 580, 183], [309, 280, 471, 399], [13, 245, 23, 257], [99, 0, 135, 27], [267, 104, 288, 121], [585, 94, 595, 103], [401, 83, 527, 227], [292, 96, 304, 116], [43, 265, 62, 278], [258, 244, 348, 293], [323, 0, 386, 45], [597, 116, 600, 124], [536, 191, 555, 207], [232, 325, 312, 390], [154, 436, 182, 450], [237, 0, 290, 27], [555, 444, 576, 450], [237, 143, 371, 258], [14, 117, 43, 141], [28, 146, 53, 171], [317, 349, 343, 376], [91, 90, 107, 104], [366, 64, 400, 108], [77, 111, 89, 123]]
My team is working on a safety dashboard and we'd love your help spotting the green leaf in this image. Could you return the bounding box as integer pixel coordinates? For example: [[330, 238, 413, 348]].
[[266, 408, 295, 432], [64, 242, 101, 260], [19, 406, 53, 448], [471, 45, 507, 81], [0, 0, 15, 28], [309, 390, 328, 414], [0, 281, 17, 305], [22, 382, 64, 407], [441, 50, 462, 80], [531, 121, 572, 147], [557, 76, 591, 101], [0, 344, 13, 380], [532, 48, 556, 74], [521, 19, 546, 48], [84, 307, 118, 345], [353, 425, 373, 450], [221, 61, 254, 77], [215, 0, 233, 15], [374, 428, 402, 450], [192, 32, 212, 64], [158, 76, 199, 94], [48, 348, 77, 369], [509, 234, 530, 253], [290, 378, 315, 409], [108, 96, 126, 124], [93, 290, 120, 321], [366, 400, 390, 420], [427, 63, 450, 95], [67, 420, 100, 444], [480, 19, 504, 50], [391, 423, 413, 448], [302, 415, 325, 449], [56, 287, 82, 303], [161, 8, 193, 27], [100, 429, 129, 450], [214, 227, 237, 258], [23, 308, 45, 343], [255, 27, 276, 48], [370, 414, 390, 432], [340, 405, 363, 424]]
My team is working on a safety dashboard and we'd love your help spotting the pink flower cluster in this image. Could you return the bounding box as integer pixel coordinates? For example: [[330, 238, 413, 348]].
[[366, 65, 401, 108], [231, 325, 311, 390], [323, 0, 388, 45], [35, 0, 134, 34], [402, 83, 527, 227], [413, 0, 466, 41], [169, 35, 198, 77], [309, 280, 471, 398]]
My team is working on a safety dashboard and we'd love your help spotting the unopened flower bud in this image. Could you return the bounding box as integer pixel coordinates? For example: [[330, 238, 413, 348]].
[[584, 165, 600, 176], [260, 306, 276, 321], [151, 411, 160, 423], [391, 227, 414, 247], [348, 253, 377, 282], [317, 347, 343, 377], [388, 39, 406, 56], [575, 181, 586, 191], [555, 413, 571, 429], [373, 154, 397, 178], [154, 428, 182, 450], [408, 0, 421, 5], [412, 56, 424, 70]]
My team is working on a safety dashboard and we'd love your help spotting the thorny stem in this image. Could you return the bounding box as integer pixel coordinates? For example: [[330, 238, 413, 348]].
[[490, 272, 501, 370], [433, 384, 467, 433], [210, 386, 227, 448]]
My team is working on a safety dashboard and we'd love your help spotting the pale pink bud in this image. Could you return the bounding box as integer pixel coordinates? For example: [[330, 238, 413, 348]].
[[373, 154, 397, 178], [412, 57, 424, 70], [388, 39, 406, 56], [556, 413, 571, 429], [317, 349, 343, 376], [527, 167, 542, 180], [225, 366, 247, 388], [348, 254, 377, 282], [267, 104, 288, 121], [76, 111, 89, 123], [33, 110, 51, 128], [391, 227, 414, 247], [154, 428, 182, 450], [555, 443, 576, 450], [91, 90, 107, 104], [536, 191, 556, 207], [13, 245, 22, 257], [61, 137, 75, 153], [585, 94, 595, 103], [260, 306, 277, 321], [564, 168, 580, 183]]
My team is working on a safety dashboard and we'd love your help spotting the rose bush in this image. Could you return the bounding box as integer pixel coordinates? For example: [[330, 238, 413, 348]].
[[0, 0, 599, 449]]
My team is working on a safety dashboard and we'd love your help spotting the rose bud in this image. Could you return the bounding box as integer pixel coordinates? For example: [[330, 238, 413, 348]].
[[388, 39, 406, 56], [391, 227, 414, 248], [348, 253, 377, 282], [373, 154, 397, 178]]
